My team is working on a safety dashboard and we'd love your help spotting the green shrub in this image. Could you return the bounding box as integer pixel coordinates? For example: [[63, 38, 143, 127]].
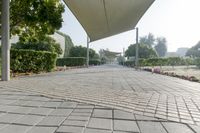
[[195, 58, 200, 68], [125, 61, 135, 67], [123, 57, 195, 68], [11, 49, 57, 73], [56, 57, 86, 66], [89, 59, 101, 65]]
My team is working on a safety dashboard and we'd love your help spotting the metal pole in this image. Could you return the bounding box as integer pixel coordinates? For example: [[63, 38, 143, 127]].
[[1, 0, 10, 81], [135, 27, 139, 69], [86, 36, 90, 67], [123, 47, 125, 66]]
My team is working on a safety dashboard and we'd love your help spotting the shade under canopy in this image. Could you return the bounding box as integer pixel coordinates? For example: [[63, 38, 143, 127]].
[[64, 0, 154, 42]]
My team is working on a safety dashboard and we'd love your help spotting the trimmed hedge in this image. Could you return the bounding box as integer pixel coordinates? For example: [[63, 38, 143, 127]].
[[124, 61, 135, 67], [11, 49, 57, 73], [89, 59, 101, 65], [56, 57, 86, 66], [196, 58, 200, 68], [122, 57, 195, 67]]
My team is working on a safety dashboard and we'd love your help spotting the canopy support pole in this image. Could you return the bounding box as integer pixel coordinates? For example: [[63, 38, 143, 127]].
[[135, 27, 139, 69], [1, 0, 10, 81], [86, 36, 90, 67]]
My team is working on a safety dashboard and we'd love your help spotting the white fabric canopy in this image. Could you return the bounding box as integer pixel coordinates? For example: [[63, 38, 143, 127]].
[[64, 0, 155, 42]]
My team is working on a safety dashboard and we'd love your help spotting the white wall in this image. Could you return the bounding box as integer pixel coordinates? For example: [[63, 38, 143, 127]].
[[50, 32, 65, 57]]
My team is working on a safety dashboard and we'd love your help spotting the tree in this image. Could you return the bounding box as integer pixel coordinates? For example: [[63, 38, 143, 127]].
[[125, 43, 157, 59], [186, 41, 200, 57], [155, 37, 167, 57], [69, 46, 98, 59], [139, 33, 155, 47], [0, 0, 64, 40], [12, 36, 63, 55]]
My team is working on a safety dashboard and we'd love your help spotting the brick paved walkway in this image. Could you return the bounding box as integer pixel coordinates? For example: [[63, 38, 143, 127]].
[[0, 64, 200, 132]]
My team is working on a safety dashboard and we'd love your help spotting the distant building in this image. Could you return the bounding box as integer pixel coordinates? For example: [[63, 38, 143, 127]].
[[176, 47, 189, 57]]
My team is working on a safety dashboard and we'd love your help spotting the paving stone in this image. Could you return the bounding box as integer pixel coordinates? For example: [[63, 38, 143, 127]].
[[25, 101, 46, 107], [114, 120, 140, 132], [162, 122, 194, 133], [73, 109, 93, 113], [49, 109, 73, 116], [37, 116, 65, 126], [0, 99, 17, 105], [27, 126, 57, 133], [0, 125, 31, 133], [84, 128, 112, 133], [114, 110, 135, 120], [93, 109, 112, 118], [0, 124, 8, 130], [189, 125, 200, 133], [70, 112, 91, 116], [29, 107, 54, 116], [76, 104, 94, 109], [56, 126, 84, 133], [113, 131, 130, 133], [135, 114, 158, 121], [87, 118, 112, 130], [0, 113, 24, 123], [58, 102, 77, 109], [42, 102, 62, 108], [138, 121, 167, 133], [63, 120, 87, 127], [11, 106, 34, 114], [68, 115, 90, 121], [0, 105, 19, 112], [13, 115, 44, 125], [1, 64, 200, 128]]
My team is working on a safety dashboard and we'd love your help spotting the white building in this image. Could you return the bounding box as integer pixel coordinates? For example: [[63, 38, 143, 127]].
[[1, 32, 66, 57]]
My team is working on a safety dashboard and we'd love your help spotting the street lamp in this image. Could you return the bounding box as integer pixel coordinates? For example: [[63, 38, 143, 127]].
[[135, 27, 139, 69], [86, 36, 90, 67], [1, 0, 10, 81]]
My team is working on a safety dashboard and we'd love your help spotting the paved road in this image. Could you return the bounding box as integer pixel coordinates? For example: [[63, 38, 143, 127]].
[[0, 64, 200, 132]]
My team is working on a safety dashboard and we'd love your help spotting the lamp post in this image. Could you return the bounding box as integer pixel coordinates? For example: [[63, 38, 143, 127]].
[[86, 36, 90, 67], [135, 27, 139, 69], [1, 0, 10, 81]]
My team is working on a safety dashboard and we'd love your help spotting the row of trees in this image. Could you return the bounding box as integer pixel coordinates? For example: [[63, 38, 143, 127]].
[[186, 41, 200, 57], [140, 33, 167, 57], [125, 33, 168, 59]]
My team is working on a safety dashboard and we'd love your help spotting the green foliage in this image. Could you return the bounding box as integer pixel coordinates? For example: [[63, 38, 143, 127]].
[[56, 57, 86, 66], [155, 37, 167, 57], [10, 0, 65, 40], [184, 58, 195, 66], [12, 36, 62, 55], [69, 46, 98, 59], [141, 58, 167, 67], [124, 57, 194, 67], [10, 49, 57, 73], [100, 57, 107, 64], [56, 31, 74, 57], [124, 61, 135, 67], [195, 58, 200, 68], [140, 33, 155, 47], [167, 57, 182, 66], [125, 43, 157, 59], [89, 59, 101, 65], [186, 41, 200, 57]]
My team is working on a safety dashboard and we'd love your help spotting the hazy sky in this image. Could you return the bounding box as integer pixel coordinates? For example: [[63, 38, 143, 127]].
[[60, 0, 200, 53]]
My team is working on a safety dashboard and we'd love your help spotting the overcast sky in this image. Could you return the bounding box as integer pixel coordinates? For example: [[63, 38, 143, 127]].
[[60, 0, 200, 53]]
